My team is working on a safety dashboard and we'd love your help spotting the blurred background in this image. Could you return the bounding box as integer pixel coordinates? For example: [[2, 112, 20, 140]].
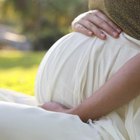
[[0, 0, 87, 95]]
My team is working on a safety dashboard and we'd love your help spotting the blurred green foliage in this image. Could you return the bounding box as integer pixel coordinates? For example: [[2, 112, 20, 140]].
[[0, 0, 87, 50]]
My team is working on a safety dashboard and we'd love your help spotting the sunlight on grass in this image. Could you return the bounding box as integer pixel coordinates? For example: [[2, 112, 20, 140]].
[[0, 50, 46, 96]]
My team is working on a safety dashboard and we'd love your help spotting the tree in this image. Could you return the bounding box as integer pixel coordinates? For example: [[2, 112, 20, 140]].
[[0, 0, 87, 50]]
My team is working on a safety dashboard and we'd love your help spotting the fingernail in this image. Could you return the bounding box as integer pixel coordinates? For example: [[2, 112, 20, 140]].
[[117, 28, 121, 33], [88, 31, 93, 35], [113, 32, 119, 37], [101, 33, 106, 39]]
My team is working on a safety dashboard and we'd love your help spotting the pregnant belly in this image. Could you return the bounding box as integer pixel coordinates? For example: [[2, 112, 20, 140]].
[[35, 32, 140, 107]]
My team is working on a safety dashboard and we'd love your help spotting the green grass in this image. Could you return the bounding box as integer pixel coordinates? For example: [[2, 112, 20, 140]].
[[0, 50, 46, 96]]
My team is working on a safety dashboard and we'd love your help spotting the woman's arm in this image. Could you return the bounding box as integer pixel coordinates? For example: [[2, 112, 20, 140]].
[[68, 53, 140, 122], [41, 53, 140, 122], [72, 10, 122, 39]]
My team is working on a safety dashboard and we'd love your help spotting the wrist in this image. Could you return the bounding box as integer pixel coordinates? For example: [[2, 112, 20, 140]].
[[64, 107, 88, 122]]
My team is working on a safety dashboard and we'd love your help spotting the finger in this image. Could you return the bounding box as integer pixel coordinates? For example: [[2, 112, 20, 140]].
[[72, 22, 94, 36], [93, 10, 122, 33], [88, 14, 120, 38], [78, 20, 107, 40]]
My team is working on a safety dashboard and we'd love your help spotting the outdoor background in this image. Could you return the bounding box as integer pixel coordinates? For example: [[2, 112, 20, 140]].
[[0, 0, 87, 96]]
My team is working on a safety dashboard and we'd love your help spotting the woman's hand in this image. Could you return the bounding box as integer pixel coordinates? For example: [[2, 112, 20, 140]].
[[40, 102, 70, 113], [72, 10, 122, 40]]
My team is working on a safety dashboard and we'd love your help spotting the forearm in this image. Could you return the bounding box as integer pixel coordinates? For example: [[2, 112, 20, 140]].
[[69, 53, 140, 122]]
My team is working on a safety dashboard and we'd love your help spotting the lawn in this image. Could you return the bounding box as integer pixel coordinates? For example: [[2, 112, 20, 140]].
[[0, 50, 46, 96]]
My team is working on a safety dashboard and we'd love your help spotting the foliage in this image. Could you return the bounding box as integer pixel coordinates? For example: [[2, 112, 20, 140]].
[[0, 0, 87, 50], [0, 51, 46, 95]]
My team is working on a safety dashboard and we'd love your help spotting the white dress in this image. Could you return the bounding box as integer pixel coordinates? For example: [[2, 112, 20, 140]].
[[0, 32, 140, 140]]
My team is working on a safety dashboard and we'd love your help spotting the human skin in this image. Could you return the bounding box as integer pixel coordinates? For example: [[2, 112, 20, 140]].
[[71, 10, 122, 40], [41, 53, 140, 122], [40, 10, 140, 122]]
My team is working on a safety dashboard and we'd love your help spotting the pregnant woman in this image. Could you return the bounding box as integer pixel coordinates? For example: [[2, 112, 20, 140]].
[[0, 0, 140, 140]]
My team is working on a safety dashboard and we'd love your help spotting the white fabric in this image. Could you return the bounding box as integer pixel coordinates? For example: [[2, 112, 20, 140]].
[[0, 88, 37, 106], [0, 32, 140, 140]]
